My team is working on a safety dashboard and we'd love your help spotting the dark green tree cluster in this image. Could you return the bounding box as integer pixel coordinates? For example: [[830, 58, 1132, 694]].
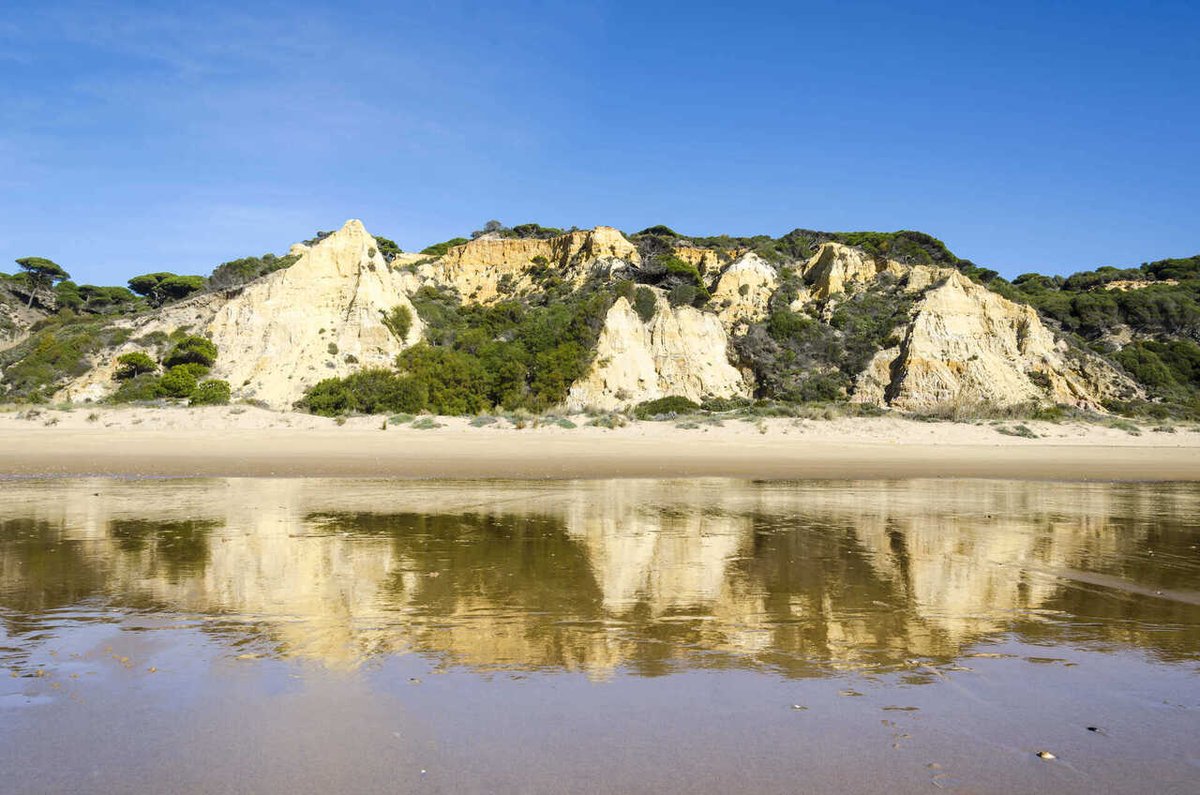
[[55, 282, 140, 314], [299, 280, 614, 416], [373, 236, 403, 261], [128, 272, 206, 305], [110, 334, 228, 405], [419, 237, 470, 257], [733, 272, 917, 402], [208, 253, 300, 290]]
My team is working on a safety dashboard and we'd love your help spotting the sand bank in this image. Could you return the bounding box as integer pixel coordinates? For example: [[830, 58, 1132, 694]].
[[0, 405, 1198, 481]]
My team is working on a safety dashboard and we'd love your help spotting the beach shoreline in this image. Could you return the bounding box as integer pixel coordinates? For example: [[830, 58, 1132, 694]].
[[1, 405, 1198, 481]]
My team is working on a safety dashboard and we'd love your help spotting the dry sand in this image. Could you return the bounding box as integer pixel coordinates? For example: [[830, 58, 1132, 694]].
[[0, 404, 1198, 481]]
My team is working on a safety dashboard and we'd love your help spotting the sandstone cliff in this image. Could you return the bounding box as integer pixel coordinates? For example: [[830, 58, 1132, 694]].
[[566, 291, 749, 411], [59, 220, 422, 408], [835, 267, 1139, 411], [711, 252, 778, 332], [431, 226, 639, 303], [671, 244, 743, 275], [802, 242, 910, 300], [0, 287, 47, 351]]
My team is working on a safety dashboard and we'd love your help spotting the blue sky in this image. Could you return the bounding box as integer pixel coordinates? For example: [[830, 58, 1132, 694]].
[[1, 0, 1197, 285]]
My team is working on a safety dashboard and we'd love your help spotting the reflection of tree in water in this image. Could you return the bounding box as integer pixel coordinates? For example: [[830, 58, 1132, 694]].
[[109, 519, 216, 581], [0, 479, 1198, 675], [0, 517, 112, 622]]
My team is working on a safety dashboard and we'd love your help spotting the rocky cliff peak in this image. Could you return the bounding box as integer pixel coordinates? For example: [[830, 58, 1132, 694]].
[[60, 219, 422, 409]]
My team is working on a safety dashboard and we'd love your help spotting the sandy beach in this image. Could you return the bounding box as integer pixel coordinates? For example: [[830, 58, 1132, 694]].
[[0, 405, 1197, 481]]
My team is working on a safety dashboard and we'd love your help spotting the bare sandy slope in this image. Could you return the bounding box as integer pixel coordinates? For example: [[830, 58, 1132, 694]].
[[0, 405, 1198, 481]]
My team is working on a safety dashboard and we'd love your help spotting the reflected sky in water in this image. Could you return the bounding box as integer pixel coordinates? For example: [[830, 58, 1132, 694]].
[[1, 478, 1198, 794]]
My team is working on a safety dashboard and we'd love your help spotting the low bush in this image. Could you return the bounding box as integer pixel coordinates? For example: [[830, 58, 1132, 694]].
[[996, 424, 1038, 439], [109, 373, 163, 403], [297, 369, 427, 416], [419, 238, 469, 257], [190, 379, 231, 405], [382, 305, 413, 340], [633, 286, 657, 322], [163, 335, 218, 368], [158, 366, 200, 398], [634, 395, 700, 419]]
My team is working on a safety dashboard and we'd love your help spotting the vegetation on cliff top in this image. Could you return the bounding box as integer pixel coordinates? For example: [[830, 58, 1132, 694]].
[[4, 221, 1199, 417]]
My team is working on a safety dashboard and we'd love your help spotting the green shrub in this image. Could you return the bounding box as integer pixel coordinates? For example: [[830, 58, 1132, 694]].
[[114, 351, 157, 379], [668, 283, 699, 307], [634, 395, 700, 419], [419, 237, 469, 257], [996, 424, 1038, 439], [109, 373, 163, 403], [298, 369, 428, 416], [208, 253, 299, 290], [158, 366, 199, 398], [163, 335, 218, 368], [633, 286, 657, 322], [190, 379, 231, 406], [700, 396, 753, 412], [411, 416, 443, 429], [382, 305, 413, 340], [373, 236, 402, 261], [394, 345, 491, 415]]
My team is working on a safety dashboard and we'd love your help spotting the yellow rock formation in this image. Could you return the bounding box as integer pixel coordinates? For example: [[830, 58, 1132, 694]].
[[565, 292, 749, 411], [671, 245, 742, 274], [432, 226, 639, 303], [851, 270, 1138, 410], [711, 252, 778, 332], [59, 220, 422, 409]]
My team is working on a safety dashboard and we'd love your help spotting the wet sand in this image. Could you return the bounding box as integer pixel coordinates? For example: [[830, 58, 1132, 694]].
[[1, 406, 1199, 480], [2, 477, 1199, 794]]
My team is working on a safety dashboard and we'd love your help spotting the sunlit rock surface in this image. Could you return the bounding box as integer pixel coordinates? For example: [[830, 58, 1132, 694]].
[[58, 220, 423, 409]]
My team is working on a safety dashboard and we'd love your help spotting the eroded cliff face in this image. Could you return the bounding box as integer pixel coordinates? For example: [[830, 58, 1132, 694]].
[[566, 292, 749, 411], [801, 242, 911, 300], [431, 226, 639, 303], [39, 222, 1144, 414], [711, 253, 778, 332], [786, 243, 1138, 411], [59, 220, 423, 408], [849, 270, 1139, 410], [0, 288, 47, 351], [671, 245, 743, 275]]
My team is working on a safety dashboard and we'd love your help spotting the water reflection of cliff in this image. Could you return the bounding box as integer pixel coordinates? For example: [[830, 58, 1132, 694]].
[[1, 478, 1197, 675]]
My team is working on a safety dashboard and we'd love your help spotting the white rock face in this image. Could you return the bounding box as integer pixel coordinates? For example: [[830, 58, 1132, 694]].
[[59, 220, 422, 409], [566, 293, 749, 411], [711, 253, 778, 332]]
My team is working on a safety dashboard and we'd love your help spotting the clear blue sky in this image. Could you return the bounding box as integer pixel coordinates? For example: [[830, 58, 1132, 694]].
[[2, 0, 1197, 285]]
